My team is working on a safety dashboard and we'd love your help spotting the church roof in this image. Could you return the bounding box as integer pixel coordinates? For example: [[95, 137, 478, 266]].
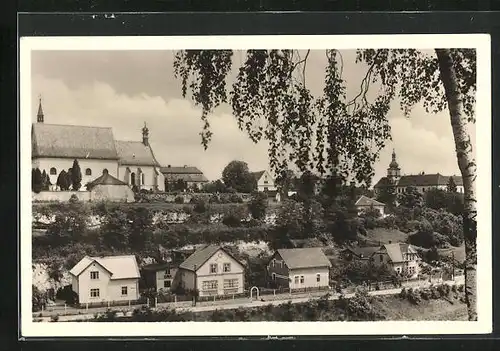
[[374, 174, 463, 188], [32, 123, 119, 160], [115, 140, 160, 167]]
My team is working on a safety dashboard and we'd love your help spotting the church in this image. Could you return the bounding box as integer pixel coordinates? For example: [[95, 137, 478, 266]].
[[31, 98, 165, 192], [373, 149, 464, 195]]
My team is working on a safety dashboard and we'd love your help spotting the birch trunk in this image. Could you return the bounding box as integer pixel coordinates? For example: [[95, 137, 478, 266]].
[[435, 49, 477, 321]]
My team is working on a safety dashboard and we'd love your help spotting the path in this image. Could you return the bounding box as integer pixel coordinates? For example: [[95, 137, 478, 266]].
[[34, 276, 463, 322]]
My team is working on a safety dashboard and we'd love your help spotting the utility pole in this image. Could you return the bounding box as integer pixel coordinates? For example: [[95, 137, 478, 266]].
[[452, 251, 455, 281]]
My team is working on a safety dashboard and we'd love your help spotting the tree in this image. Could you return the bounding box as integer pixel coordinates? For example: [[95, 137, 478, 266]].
[[447, 176, 458, 193], [32, 168, 43, 193], [71, 159, 82, 191], [172, 179, 187, 192], [41, 170, 51, 191], [127, 207, 153, 251], [56, 170, 70, 191], [275, 169, 296, 198], [424, 188, 449, 211], [173, 48, 477, 320], [221, 160, 256, 193], [398, 187, 424, 209], [375, 185, 397, 212], [248, 191, 268, 220]]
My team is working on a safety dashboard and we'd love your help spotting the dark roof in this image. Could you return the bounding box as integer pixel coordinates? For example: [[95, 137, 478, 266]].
[[87, 171, 127, 189], [376, 243, 419, 263], [355, 195, 385, 207], [276, 248, 332, 269], [115, 140, 160, 166], [397, 173, 463, 187], [160, 166, 208, 183], [373, 177, 393, 189], [251, 171, 266, 180], [343, 246, 380, 259], [179, 245, 243, 272], [141, 262, 178, 271], [374, 174, 463, 188], [32, 123, 119, 160]]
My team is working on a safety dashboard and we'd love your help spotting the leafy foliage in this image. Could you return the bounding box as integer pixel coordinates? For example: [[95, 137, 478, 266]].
[[32, 168, 43, 193], [71, 159, 82, 191], [248, 191, 268, 220], [56, 170, 70, 191], [221, 160, 256, 193]]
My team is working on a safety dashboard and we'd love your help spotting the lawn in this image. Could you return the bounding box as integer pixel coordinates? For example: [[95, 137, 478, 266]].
[[438, 244, 466, 263], [362, 228, 409, 246]]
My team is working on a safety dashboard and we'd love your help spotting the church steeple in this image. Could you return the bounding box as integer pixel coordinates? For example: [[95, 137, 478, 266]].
[[142, 122, 149, 146], [37, 95, 44, 123], [387, 148, 401, 182]]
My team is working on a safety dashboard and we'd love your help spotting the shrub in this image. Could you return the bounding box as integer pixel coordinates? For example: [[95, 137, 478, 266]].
[[174, 196, 184, 204], [193, 200, 207, 213], [50, 314, 60, 322], [399, 287, 407, 299], [406, 288, 422, 305], [248, 192, 268, 220], [222, 214, 241, 227], [229, 194, 244, 203]]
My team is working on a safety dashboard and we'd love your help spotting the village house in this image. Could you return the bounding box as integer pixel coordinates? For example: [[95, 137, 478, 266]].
[[175, 245, 245, 297], [372, 242, 421, 278], [266, 248, 332, 292], [69, 255, 141, 305], [355, 195, 386, 216], [160, 165, 209, 191], [373, 149, 463, 195], [340, 246, 380, 261], [251, 170, 277, 193], [31, 99, 165, 192]]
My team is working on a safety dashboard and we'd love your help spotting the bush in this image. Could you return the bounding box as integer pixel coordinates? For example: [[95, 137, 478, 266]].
[[229, 194, 244, 203], [174, 196, 184, 204], [193, 199, 207, 213], [222, 214, 241, 227], [50, 314, 60, 322]]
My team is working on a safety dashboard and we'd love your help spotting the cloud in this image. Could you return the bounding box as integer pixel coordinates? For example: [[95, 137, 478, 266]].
[[30, 49, 477, 186], [31, 75, 270, 180]]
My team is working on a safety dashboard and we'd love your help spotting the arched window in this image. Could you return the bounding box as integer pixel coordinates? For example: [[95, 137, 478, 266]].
[[85, 168, 92, 176], [103, 168, 108, 174], [131, 172, 136, 185], [141, 173, 145, 185], [50, 167, 57, 175]]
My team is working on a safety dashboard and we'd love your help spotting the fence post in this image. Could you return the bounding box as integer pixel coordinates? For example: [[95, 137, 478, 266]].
[[174, 295, 177, 305], [107, 300, 110, 309], [64, 304, 67, 314], [86, 303, 88, 312], [273, 289, 275, 296], [128, 300, 131, 308], [155, 297, 158, 308], [147, 298, 149, 306], [232, 294, 235, 300]]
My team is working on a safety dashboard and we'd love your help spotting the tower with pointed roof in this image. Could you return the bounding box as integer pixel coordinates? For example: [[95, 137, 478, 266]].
[[37, 96, 44, 123], [142, 122, 149, 146], [387, 149, 401, 183]]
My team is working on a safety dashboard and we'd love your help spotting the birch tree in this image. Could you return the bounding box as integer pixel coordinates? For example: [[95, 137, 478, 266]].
[[173, 47, 477, 320]]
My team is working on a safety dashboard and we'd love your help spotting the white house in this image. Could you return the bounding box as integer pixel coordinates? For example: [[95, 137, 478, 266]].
[[176, 245, 245, 297], [69, 255, 141, 305], [372, 243, 421, 278], [355, 195, 386, 216], [266, 248, 332, 292], [31, 99, 165, 192], [251, 170, 277, 192]]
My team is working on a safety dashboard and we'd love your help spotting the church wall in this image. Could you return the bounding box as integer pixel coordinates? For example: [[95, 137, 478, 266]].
[[118, 165, 165, 192], [32, 158, 119, 190]]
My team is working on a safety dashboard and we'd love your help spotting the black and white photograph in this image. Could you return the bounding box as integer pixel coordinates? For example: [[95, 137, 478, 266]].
[[20, 34, 492, 336]]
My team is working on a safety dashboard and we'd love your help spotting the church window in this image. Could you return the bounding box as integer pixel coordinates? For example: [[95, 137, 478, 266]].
[[103, 168, 108, 174], [85, 168, 92, 176], [50, 167, 57, 175], [141, 173, 145, 185], [131, 173, 136, 185]]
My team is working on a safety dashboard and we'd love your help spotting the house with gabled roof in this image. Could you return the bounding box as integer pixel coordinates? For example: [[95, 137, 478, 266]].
[[86, 169, 135, 202], [372, 242, 421, 278], [251, 170, 277, 193], [266, 248, 332, 292], [176, 245, 245, 297], [69, 255, 141, 305], [340, 246, 380, 261], [31, 99, 165, 192], [355, 195, 386, 216], [160, 165, 209, 190]]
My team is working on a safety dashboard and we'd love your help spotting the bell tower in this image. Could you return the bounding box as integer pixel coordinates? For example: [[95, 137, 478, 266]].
[[37, 95, 44, 123], [387, 149, 401, 183], [142, 122, 149, 146]]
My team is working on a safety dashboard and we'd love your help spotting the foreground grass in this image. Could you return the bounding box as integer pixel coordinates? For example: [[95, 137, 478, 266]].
[[89, 294, 467, 322]]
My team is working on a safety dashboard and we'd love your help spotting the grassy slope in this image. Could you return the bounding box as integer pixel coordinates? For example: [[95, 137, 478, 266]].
[[362, 228, 409, 245], [372, 295, 467, 321]]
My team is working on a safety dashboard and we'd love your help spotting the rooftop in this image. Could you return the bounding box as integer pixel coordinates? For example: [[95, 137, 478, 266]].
[[276, 248, 332, 269]]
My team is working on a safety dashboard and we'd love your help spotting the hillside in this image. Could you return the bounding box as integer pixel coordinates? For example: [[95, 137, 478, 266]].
[[361, 228, 409, 246]]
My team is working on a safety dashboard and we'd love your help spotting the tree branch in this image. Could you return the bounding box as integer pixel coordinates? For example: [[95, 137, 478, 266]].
[[346, 50, 381, 111]]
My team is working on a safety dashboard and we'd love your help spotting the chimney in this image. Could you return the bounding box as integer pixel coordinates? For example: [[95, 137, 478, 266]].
[[142, 122, 149, 146], [168, 165, 171, 168], [388, 240, 392, 244]]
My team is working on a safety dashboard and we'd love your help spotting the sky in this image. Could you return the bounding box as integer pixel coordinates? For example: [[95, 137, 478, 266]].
[[30, 49, 476, 186]]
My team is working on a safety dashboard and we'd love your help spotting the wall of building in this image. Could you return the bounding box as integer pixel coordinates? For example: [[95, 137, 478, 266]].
[[288, 267, 330, 290], [356, 204, 385, 216], [32, 157, 119, 189], [76, 262, 112, 305], [257, 171, 277, 192], [155, 267, 179, 292], [107, 278, 140, 302], [118, 165, 164, 192], [90, 184, 135, 202], [179, 269, 196, 291], [33, 191, 91, 202]]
